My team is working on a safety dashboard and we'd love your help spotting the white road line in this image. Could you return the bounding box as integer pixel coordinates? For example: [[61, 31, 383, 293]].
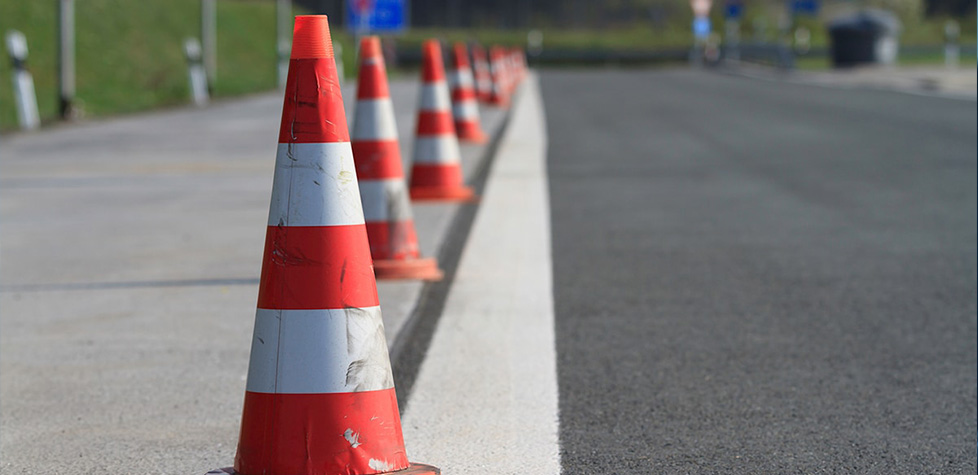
[[400, 73, 560, 473]]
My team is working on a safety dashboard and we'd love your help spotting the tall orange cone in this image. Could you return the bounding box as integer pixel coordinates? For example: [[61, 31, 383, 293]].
[[211, 16, 439, 475], [448, 42, 488, 144], [352, 36, 443, 281], [408, 40, 475, 202], [487, 46, 510, 108], [471, 43, 492, 104]]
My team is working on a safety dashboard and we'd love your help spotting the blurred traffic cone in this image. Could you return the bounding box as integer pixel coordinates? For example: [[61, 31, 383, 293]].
[[352, 36, 443, 281], [212, 16, 439, 475], [449, 42, 488, 144], [488, 46, 510, 108], [409, 40, 476, 202], [471, 43, 492, 104], [512, 48, 526, 84]]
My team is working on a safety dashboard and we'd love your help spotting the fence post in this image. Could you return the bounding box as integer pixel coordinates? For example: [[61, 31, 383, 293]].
[[58, 0, 75, 120], [201, 0, 217, 91], [276, 0, 291, 88]]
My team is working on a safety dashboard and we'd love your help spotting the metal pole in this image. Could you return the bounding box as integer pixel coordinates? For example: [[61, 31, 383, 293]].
[[276, 0, 291, 88], [57, 0, 75, 120], [201, 0, 217, 90]]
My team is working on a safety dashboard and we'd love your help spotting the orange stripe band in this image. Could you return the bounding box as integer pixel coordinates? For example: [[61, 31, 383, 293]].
[[279, 59, 349, 144], [235, 389, 409, 475], [365, 221, 421, 260], [352, 140, 405, 180], [257, 225, 379, 309], [410, 164, 464, 188], [416, 111, 454, 136]]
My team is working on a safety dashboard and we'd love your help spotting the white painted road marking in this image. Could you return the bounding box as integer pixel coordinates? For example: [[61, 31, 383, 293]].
[[400, 73, 560, 473]]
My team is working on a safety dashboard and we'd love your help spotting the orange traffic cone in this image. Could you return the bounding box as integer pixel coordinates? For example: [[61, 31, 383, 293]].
[[471, 43, 492, 104], [448, 42, 488, 144], [352, 36, 443, 281], [488, 46, 510, 108], [408, 40, 476, 202], [211, 16, 439, 475]]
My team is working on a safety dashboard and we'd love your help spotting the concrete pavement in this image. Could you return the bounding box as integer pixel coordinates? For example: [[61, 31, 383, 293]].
[[0, 79, 507, 473]]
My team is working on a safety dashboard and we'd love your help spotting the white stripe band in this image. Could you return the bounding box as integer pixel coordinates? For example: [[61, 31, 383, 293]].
[[412, 135, 461, 165], [267, 142, 366, 227], [352, 98, 399, 141], [452, 101, 479, 120], [245, 307, 394, 394], [359, 179, 413, 223], [419, 83, 451, 111], [449, 69, 474, 89]]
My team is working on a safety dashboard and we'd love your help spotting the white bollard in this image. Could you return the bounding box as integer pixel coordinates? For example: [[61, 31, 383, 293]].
[[944, 20, 960, 69], [5, 30, 41, 130], [184, 38, 210, 107]]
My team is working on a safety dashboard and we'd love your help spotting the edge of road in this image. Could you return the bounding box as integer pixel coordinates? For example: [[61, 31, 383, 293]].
[[721, 61, 978, 101], [388, 83, 519, 410], [398, 73, 561, 473]]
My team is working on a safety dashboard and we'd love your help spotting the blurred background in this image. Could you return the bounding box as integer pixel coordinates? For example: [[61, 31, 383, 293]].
[[1, 0, 975, 130]]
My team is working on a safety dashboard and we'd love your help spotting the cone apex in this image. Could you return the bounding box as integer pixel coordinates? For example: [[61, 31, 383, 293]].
[[291, 15, 334, 59], [360, 36, 382, 59]]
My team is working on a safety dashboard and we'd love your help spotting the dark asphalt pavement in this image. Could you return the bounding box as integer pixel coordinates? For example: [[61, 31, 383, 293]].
[[544, 69, 977, 473]]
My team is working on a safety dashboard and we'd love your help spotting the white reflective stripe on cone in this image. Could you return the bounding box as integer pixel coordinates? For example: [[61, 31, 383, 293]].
[[360, 179, 413, 223], [267, 142, 366, 227], [352, 98, 399, 141], [412, 135, 461, 165], [246, 307, 394, 394], [452, 101, 479, 120], [418, 83, 451, 111], [449, 69, 474, 89]]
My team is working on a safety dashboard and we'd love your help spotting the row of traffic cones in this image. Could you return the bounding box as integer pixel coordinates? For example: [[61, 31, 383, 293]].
[[208, 15, 527, 475], [355, 37, 526, 280]]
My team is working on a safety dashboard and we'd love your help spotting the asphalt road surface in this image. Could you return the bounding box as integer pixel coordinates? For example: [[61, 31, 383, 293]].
[[543, 69, 976, 473]]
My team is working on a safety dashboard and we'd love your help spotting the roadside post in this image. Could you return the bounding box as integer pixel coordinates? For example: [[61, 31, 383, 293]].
[[5, 30, 41, 130], [276, 0, 291, 88], [58, 0, 75, 120], [944, 20, 960, 68], [184, 38, 210, 107], [201, 0, 217, 91], [724, 0, 742, 62]]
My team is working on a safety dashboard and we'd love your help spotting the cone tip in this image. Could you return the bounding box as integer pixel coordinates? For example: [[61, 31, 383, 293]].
[[291, 15, 334, 59], [422, 39, 441, 57], [360, 36, 382, 60]]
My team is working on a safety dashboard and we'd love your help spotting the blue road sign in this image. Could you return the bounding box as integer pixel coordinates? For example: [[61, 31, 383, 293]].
[[792, 0, 819, 15], [725, 0, 743, 18], [693, 16, 711, 39], [346, 0, 407, 33]]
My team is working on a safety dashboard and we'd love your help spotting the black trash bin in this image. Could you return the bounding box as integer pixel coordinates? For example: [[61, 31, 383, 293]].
[[827, 10, 900, 67]]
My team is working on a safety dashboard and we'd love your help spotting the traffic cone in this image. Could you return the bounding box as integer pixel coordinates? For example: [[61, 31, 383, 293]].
[[448, 42, 488, 144], [471, 43, 492, 104], [213, 16, 439, 475], [352, 36, 443, 281], [408, 39, 476, 202], [488, 46, 509, 108]]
